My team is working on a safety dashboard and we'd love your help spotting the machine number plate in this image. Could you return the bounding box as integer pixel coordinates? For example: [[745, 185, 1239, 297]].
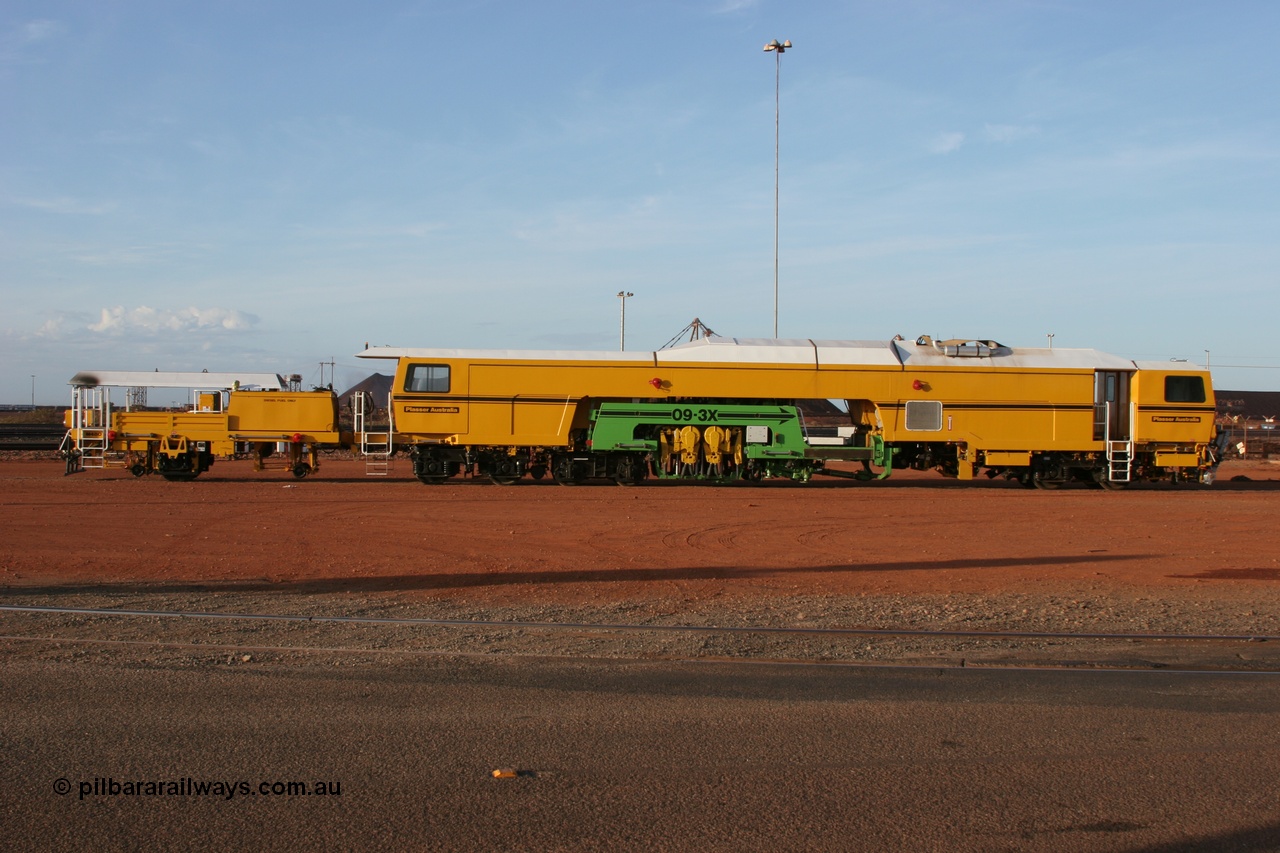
[[671, 408, 720, 423]]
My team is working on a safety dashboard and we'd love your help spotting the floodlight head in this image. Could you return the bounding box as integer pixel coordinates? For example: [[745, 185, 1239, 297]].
[[763, 39, 779, 51]]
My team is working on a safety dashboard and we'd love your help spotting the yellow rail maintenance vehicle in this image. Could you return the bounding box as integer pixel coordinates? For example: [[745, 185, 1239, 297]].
[[64, 371, 350, 480], [872, 336, 1221, 488], [358, 334, 1224, 488]]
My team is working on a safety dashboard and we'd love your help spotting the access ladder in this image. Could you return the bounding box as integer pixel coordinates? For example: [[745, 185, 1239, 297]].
[[1103, 401, 1135, 483], [354, 391, 393, 475], [68, 386, 112, 469], [1106, 440, 1133, 483]]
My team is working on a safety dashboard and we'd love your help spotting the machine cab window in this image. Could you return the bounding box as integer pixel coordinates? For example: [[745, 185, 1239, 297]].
[[1164, 375, 1205, 403], [405, 364, 450, 394]]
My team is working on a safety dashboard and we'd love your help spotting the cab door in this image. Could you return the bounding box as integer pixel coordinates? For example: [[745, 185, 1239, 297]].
[[395, 361, 469, 438], [1093, 371, 1132, 441]]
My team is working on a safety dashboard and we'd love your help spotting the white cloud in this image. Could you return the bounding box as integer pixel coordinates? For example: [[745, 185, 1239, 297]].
[[88, 306, 258, 336], [984, 123, 1040, 143], [930, 132, 965, 154], [289, 221, 447, 241], [36, 316, 67, 337], [710, 0, 760, 13], [513, 195, 681, 251], [187, 134, 244, 160], [22, 20, 62, 42], [11, 196, 115, 215]]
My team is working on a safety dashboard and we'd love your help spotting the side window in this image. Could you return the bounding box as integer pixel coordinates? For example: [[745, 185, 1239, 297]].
[[1164, 375, 1205, 403], [904, 400, 943, 431], [405, 364, 450, 393]]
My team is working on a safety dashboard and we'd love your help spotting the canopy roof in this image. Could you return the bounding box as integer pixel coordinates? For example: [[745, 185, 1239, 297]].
[[68, 371, 286, 390]]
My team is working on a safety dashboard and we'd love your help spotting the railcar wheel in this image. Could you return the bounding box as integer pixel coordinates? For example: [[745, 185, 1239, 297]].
[[613, 455, 645, 486], [488, 457, 524, 485], [552, 456, 587, 486], [614, 474, 641, 486], [1032, 474, 1062, 490], [130, 463, 147, 478], [414, 454, 457, 484], [292, 463, 311, 479], [529, 465, 547, 481]]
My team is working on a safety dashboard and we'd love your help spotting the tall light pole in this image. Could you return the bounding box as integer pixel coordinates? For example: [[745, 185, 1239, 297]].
[[1204, 350, 1211, 370], [617, 291, 634, 351], [1046, 333, 1054, 349], [31, 375, 35, 409], [763, 38, 791, 339]]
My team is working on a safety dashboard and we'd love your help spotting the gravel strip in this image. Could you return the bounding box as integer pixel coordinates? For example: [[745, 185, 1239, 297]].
[[3, 588, 1278, 671]]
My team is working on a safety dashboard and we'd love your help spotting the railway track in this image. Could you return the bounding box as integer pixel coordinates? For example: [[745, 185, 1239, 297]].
[[3, 604, 1277, 672], [3, 602, 1277, 642], [0, 423, 65, 451]]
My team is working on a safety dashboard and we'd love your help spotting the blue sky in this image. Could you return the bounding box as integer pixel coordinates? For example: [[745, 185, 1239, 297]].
[[3, 0, 1278, 404]]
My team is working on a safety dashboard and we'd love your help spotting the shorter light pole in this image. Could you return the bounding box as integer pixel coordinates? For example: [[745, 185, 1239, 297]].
[[1046, 333, 1054, 350], [1204, 350, 1211, 370], [618, 291, 634, 351], [31, 375, 35, 409]]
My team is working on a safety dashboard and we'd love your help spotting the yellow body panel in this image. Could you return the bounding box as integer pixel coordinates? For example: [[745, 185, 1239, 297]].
[[115, 411, 235, 455], [1130, 370, 1217, 445], [875, 368, 1096, 451], [225, 391, 341, 440], [984, 451, 1033, 466], [110, 391, 342, 445], [394, 358, 899, 446]]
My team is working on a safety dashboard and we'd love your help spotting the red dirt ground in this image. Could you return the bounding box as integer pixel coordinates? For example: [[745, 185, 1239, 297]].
[[1, 458, 1276, 606]]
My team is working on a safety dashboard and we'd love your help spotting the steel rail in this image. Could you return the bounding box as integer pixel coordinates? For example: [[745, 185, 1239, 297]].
[[1, 603, 1276, 643], [2, 634, 1278, 677], [0, 423, 65, 450]]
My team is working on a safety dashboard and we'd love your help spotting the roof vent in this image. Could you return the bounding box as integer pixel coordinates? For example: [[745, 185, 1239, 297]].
[[916, 336, 1008, 358]]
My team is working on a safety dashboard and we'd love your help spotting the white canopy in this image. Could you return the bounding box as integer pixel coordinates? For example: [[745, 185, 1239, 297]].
[[68, 371, 286, 390]]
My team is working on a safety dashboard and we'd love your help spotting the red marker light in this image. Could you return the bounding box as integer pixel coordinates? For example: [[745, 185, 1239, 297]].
[[649, 378, 663, 389], [108, 430, 116, 442], [912, 379, 924, 391], [291, 433, 303, 444]]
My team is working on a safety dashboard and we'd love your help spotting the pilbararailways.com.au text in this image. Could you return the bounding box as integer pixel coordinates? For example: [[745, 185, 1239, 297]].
[[55, 777, 342, 801]]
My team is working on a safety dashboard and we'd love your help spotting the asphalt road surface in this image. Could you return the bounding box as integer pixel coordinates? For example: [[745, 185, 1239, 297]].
[[4, 644, 1280, 852]]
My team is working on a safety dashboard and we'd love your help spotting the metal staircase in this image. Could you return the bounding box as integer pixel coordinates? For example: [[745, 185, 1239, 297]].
[[69, 386, 111, 469], [355, 391, 393, 476], [1106, 440, 1133, 483], [1103, 401, 1136, 483]]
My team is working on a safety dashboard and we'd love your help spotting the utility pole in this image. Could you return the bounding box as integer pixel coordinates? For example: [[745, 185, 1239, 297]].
[[618, 292, 634, 351]]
